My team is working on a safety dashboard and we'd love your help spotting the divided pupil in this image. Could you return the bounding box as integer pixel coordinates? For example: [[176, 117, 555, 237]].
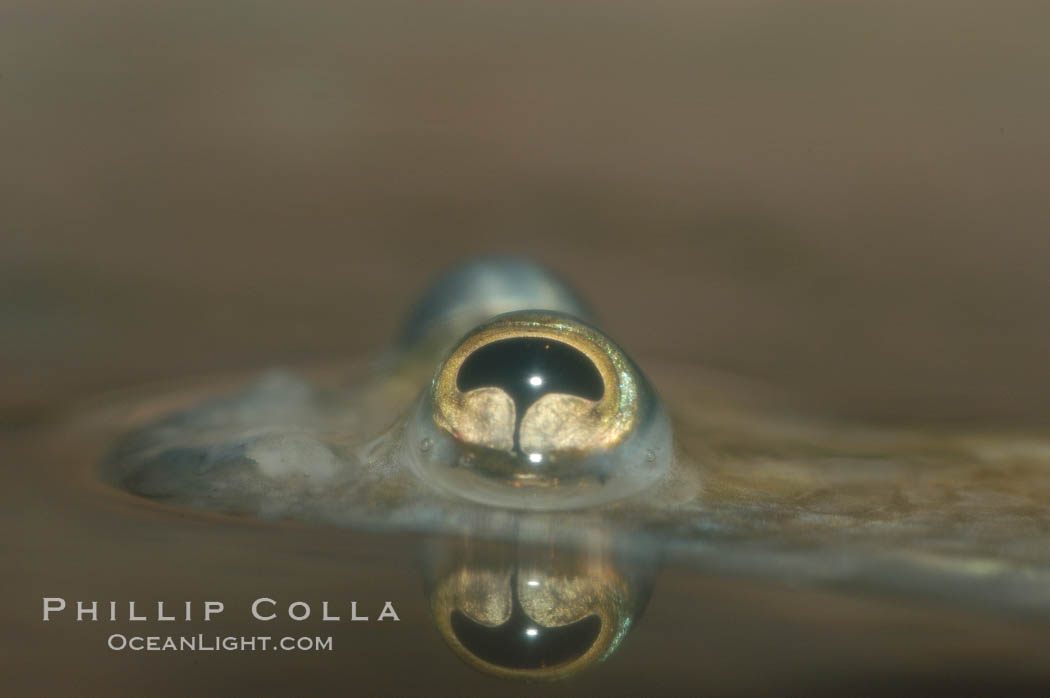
[[457, 338, 604, 450]]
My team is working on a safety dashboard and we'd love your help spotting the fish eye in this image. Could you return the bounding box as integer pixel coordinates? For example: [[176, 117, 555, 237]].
[[403, 310, 672, 510]]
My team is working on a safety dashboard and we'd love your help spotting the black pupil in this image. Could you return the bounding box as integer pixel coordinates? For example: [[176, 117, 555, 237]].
[[450, 573, 602, 670], [456, 338, 604, 451]]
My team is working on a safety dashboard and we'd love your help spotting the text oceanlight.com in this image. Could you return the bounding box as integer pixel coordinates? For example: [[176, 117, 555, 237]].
[[107, 634, 334, 652]]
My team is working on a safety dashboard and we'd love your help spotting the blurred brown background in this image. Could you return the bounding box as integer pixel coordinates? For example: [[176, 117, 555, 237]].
[[3, 5, 1050, 695], [2, 0, 1049, 426]]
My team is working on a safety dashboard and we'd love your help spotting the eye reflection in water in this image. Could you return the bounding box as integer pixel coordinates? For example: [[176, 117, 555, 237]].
[[422, 526, 656, 681]]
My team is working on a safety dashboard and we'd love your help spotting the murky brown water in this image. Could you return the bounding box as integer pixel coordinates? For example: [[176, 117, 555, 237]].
[[4, 0, 1050, 694]]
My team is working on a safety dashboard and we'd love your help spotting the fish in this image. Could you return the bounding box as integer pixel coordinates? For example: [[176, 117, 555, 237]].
[[101, 257, 681, 532], [94, 256, 1050, 679]]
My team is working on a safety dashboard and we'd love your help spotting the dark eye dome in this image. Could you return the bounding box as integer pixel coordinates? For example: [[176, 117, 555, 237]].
[[397, 257, 594, 349]]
